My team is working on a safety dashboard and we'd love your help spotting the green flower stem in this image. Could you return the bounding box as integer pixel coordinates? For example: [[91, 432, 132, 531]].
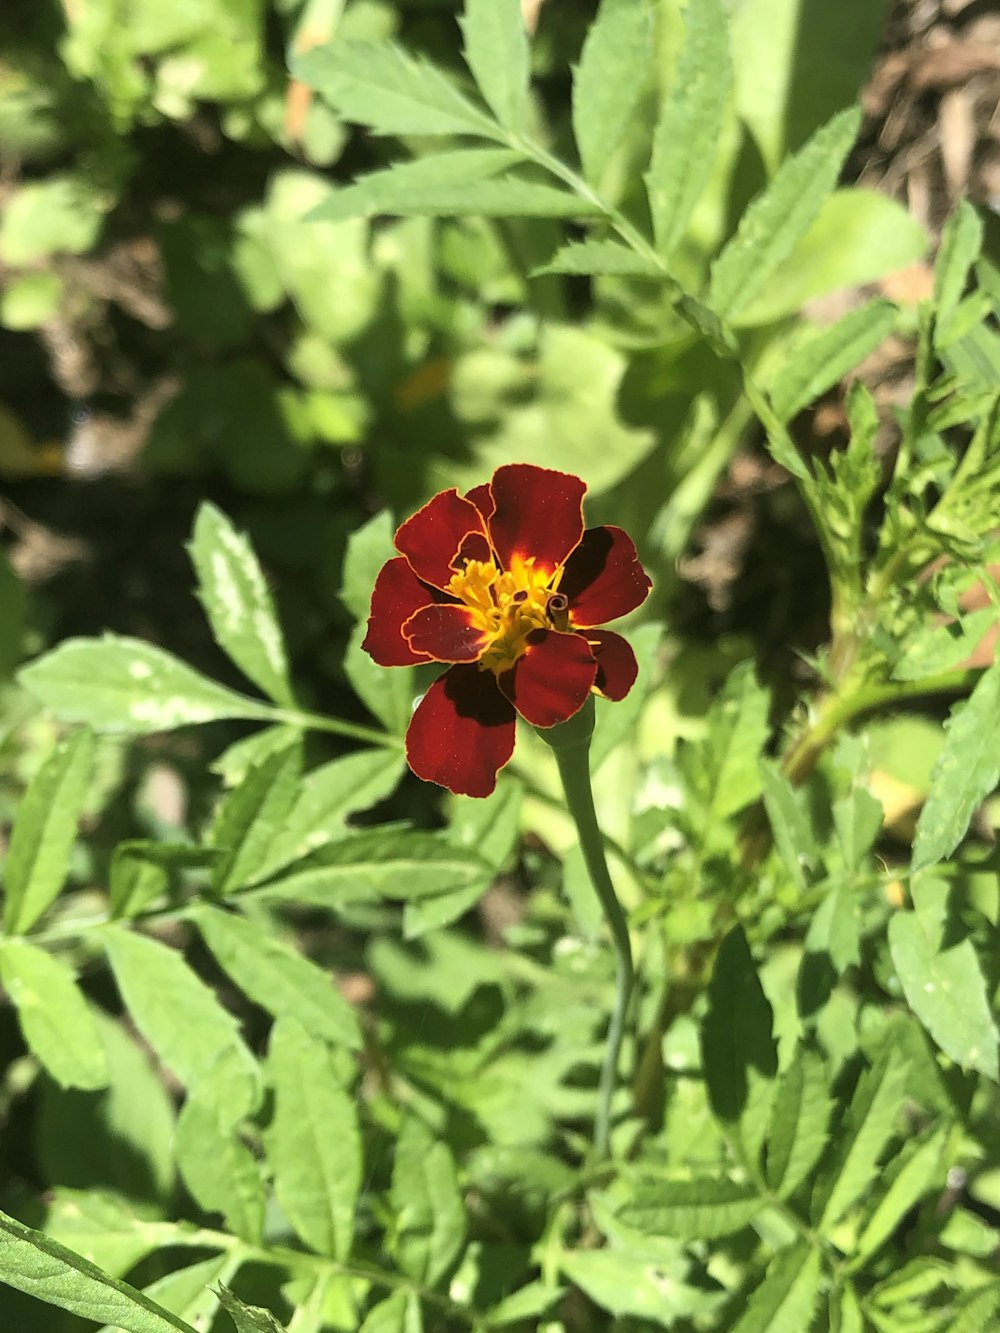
[[537, 697, 633, 1158]]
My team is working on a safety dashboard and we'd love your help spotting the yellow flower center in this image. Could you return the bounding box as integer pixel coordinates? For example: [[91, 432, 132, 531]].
[[447, 554, 567, 674]]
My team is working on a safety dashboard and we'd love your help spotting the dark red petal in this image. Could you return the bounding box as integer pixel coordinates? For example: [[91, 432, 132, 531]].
[[586, 630, 638, 701], [561, 525, 652, 627], [406, 665, 516, 797], [499, 629, 597, 728], [487, 465, 586, 576], [464, 482, 496, 525], [362, 557, 435, 666], [395, 489, 488, 589], [454, 529, 493, 567], [403, 604, 489, 662]]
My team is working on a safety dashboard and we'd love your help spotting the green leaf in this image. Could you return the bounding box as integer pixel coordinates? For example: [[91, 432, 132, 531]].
[[559, 1247, 720, 1322], [103, 927, 261, 1114], [40, 1190, 159, 1281], [798, 882, 861, 1018], [645, 0, 730, 256], [759, 760, 818, 891], [765, 1046, 834, 1198], [211, 737, 302, 894], [769, 299, 898, 422], [708, 107, 861, 321], [833, 784, 884, 874], [391, 1116, 466, 1286], [733, 190, 927, 327], [854, 1123, 949, 1263], [252, 749, 404, 882], [484, 1283, 565, 1327], [827, 1283, 864, 1333], [175, 1088, 265, 1242], [701, 926, 778, 1163], [3, 727, 95, 934], [731, 1242, 822, 1333], [952, 1284, 1000, 1333], [128, 1256, 235, 1333], [0, 1206, 196, 1333], [211, 724, 301, 787], [18, 635, 273, 734], [813, 1045, 909, 1231], [218, 1287, 286, 1333], [459, 0, 530, 133], [533, 238, 661, 278], [344, 623, 414, 736], [888, 877, 998, 1080], [266, 1018, 362, 1260], [109, 843, 169, 921], [309, 149, 525, 220], [195, 906, 361, 1050], [913, 661, 1000, 870], [188, 503, 294, 707], [679, 660, 771, 827], [617, 1177, 763, 1240], [341, 511, 395, 623], [358, 1292, 422, 1333], [893, 608, 996, 683], [257, 829, 493, 907], [0, 174, 105, 264], [310, 171, 599, 221], [573, 0, 654, 189], [293, 40, 503, 139], [935, 199, 983, 328], [0, 940, 108, 1090]]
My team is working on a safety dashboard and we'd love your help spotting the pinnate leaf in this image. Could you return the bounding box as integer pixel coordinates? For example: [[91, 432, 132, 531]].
[[769, 299, 898, 423], [646, 0, 730, 256], [391, 1116, 466, 1285], [459, 0, 530, 133], [218, 1287, 286, 1332], [18, 635, 273, 733], [0, 939, 108, 1089], [175, 1087, 265, 1242], [211, 737, 302, 894], [3, 727, 95, 933], [309, 149, 525, 220], [617, 1177, 762, 1240], [573, 0, 654, 188], [731, 1242, 822, 1333], [854, 1123, 949, 1262], [765, 1045, 833, 1198], [188, 502, 294, 707], [534, 239, 660, 278]]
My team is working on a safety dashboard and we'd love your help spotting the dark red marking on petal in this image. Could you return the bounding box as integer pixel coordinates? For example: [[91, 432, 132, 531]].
[[561, 525, 651, 627], [585, 629, 638, 701], [452, 529, 492, 569], [362, 557, 436, 666], [406, 665, 516, 797], [403, 603, 489, 662], [395, 488, 488, 589], [499, 628, 597, 728], [464, 482, 496, 525], [487, 464, 586, 575]]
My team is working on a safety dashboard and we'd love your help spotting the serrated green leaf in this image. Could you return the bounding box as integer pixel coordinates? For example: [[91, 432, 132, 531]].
[[645, 0, 730, 256], [108, 842, 217, 921], [0, 940, 108, 1090], [559, 1247, 721, 1322], [935, 199, 983, 329], [218, 1287, 286, 1333], [912, 661, 1000, 870], [770, 299, 898, 422], [679, 660, 771, 827], [211, 738, 302, 894], [0, 1207, 196, 1333], [3, 727, 95, 934], [175, 1088, 265, 1243], [252, 748, 404, 883], [731, 1242, 822, 1333], [341, 511, 395, 623], [827, 1282, 864, 1333], [211, 725, 302, 787], [358, 1292, 422, 1333], [484, 1282, 565, 1326], [293, 40, 502, 139], [888, 877, 998, 1080], [701, 925, 778, 1163], [344, 622, 414, 735], [759, 759, 818, 891], [459, 0, 530, 133], [18, 635, 273, 734], [798, 882, 861, 1018], [833, 784, 884, 874], [195, 906, 360, 1049], [708, 107, 861, 321], [310, 171, 598, 221], [617, 1177, 762, 1240], [391, 1116, 466, 1285], [814, 1045, 909, 1231], [591, 623, 661, 770], [257, 829, 493, 907], [854, 1123, 949, 1263], [310, 149, 524, 221], [533, 238, 661, 278], [266, 1018, 362, 1260], [765, 1046, 834, 1198], [951, 1284, 1000, 1333], [573, 0, 654, 189], [39, 1191, 158, 1282], [103, 927, 261, 1115], [125, 1256, 235, 1333], [188, 503, 294, 707]]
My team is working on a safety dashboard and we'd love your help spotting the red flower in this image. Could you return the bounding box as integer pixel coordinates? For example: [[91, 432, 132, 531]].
[[363, 464, 652, 797]]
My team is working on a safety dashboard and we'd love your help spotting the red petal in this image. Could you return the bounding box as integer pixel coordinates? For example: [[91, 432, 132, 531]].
[[586, 630, 638, 701], [487, 465, 586, 576], [561, 526, 651, 627], [395, 489, 488, 589], [406, 666, 516, 797], [464, 482, 496, 524], [500, 629, 597, 728], [403, 604, 488, 662], [362, 557, 435, 666]]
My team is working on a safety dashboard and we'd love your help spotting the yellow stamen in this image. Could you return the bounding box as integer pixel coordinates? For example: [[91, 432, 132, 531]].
[[447, 555, 563, 674]]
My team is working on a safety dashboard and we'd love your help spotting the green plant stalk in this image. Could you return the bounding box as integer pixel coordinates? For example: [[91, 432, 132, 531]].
[[537, 697, 633, 1158]]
